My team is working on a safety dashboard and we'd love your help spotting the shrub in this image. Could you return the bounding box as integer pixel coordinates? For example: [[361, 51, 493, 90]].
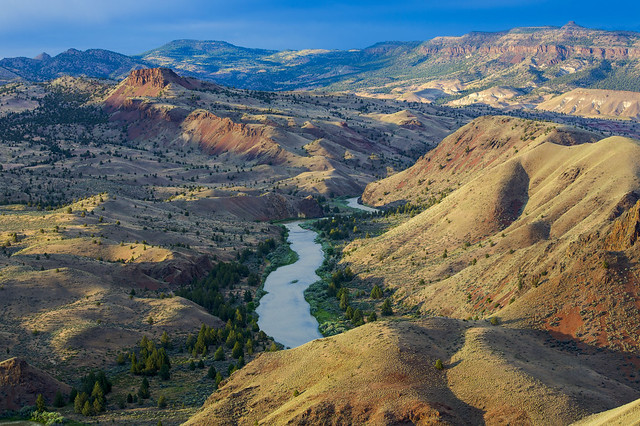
[[435, 359, 444, 370], [30, 410, 65, 425], [157, 395, 167, 408]]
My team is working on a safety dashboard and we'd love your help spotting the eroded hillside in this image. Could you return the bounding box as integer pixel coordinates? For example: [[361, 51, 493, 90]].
[[362, 115, 599, 207], [352, 130, 640, 355], [188, 319, 638, 425]]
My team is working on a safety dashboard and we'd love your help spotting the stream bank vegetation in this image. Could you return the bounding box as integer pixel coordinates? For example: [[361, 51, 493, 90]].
[[304, 200, 425, 336]]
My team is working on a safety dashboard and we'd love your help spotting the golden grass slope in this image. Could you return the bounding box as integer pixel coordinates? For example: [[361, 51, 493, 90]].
[[572, 397, 640, 425], [362, 115, 599, 207], [186, 318, 638, 425], [537, 88, 640, 120], [348, 135, 640, 352]]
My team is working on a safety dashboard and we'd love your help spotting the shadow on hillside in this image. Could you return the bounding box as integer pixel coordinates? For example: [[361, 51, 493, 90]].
[[388, 316, 640, 424], [390, 318, 487, 424]]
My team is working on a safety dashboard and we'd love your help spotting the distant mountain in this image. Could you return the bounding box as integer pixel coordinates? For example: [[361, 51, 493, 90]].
[[2, 23, 640, 100], [135, 23, 640, 97], [0, 48, 146, 82], [134, 39, 419, 91]]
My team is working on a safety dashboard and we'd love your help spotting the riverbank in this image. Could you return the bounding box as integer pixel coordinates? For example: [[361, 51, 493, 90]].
[[256, 197, 381, 345], [304, 197, 383, 336]]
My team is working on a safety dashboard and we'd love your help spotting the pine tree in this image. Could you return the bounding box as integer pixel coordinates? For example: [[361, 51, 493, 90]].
[[130, 353, 139, 374], [53, 390, 65, 408], [207, 365, 217, 379], [370, 285, 383, 299], [381, 298, 393, 316], [160, 331, 171, 349], [339, 292, 349, 310], [232, 341, 243, 359], [214, 346, 225, 361], [91, 381, 105, 405], [116, 352, 126, 365], [159, 363, 170, 380], [138, 377, 150, 399], [82, 400, 93, 416], [157, 395, 167, 408], [74, 392, 88, 414], [352, 308, 364, 326], [36, 393, 46, 412], [93, 397, 104, 413]]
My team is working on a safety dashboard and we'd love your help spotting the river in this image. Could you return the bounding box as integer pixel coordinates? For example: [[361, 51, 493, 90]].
[[256, 197, 379, 349]]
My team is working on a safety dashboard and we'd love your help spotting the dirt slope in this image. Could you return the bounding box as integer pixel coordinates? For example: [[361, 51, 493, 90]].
[[537, 88, 640, 120], [0, 357, 71, 411], [186, 319, 638, 425], [447, 86, 523, 108]]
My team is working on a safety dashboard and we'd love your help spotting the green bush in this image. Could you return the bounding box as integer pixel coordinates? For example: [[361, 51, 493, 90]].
[[30, 410, 65, 425], [157, 395, 167, 408]]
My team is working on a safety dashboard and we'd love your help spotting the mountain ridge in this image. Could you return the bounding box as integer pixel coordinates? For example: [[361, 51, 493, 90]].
[[3, 23, 640, 98]]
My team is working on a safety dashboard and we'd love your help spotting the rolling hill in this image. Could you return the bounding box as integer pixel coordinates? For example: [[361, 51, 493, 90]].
[[353, 121, 640, 355], [537, 88, 640, 120], [187, 319, 638, 425]]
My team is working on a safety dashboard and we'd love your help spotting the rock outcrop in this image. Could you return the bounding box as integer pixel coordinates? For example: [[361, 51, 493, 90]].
[[0, 357, 71, 412]]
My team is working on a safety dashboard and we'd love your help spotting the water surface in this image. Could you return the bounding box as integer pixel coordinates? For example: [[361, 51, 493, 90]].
[[346, 196, 380, 213], [256, 221, 324, 348]]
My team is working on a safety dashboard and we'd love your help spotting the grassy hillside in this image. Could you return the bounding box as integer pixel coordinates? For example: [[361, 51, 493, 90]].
[[187, 318, 638, 425]]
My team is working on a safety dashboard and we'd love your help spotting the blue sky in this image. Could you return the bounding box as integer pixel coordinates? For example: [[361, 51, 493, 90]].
[[1, 0, 639, 58]]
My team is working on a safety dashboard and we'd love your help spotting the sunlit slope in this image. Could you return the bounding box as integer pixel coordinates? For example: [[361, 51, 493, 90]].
[[187, 318, 637, 425], [362, 116, 599, 207], [349, 136, 640, 352]]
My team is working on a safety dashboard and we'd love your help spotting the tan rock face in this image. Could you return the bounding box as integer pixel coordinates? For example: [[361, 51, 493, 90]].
[[605, 198, 640, 251], [127, 68, 196, 90]]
